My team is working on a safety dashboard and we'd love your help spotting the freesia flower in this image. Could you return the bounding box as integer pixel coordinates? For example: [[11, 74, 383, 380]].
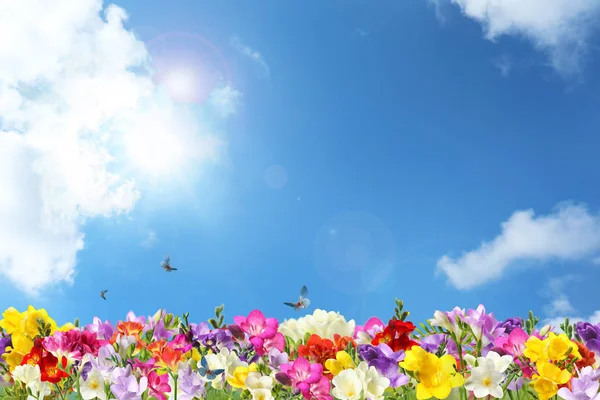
[[79, 367, 107, 400], [531, 361, 572, 400], [557, 366, 600, 400], [464, 357, 507, 398], [147, 370, 171, 400], [400, 346, 464, 400], [576, 322, 600, 356], [234, 310, 279, 356], [85, 317, 115, 341], [175, 363, 205, 400], [332, 369, 363, 400], [525, 333, 581, 363], [279, 310, 356, 342], [357, 343, 409, 388], [268, 348, 289, 370], [245, 371, 275, 400], [325, 351, 355, 376], [110, 365, 148, 400], [498, 318, 523, 335], [372, 319, 418, 352], [201, 347, 247, 389], [418, 333, 447, 354], [464, 305, 505, 348], [429, 307, 465, 338], [354, 317, 385, 344], [280, 356, 323, 394], [227, 363, 259, 389]]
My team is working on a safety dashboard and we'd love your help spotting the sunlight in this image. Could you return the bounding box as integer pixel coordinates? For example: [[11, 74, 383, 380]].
[[161, 67, 200, 103]]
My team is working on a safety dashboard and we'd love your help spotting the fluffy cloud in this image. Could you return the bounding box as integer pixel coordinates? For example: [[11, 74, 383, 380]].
[[437, 203, 600, 289], [140, 230, 158, 249], [445, 0, 600, 75], [0, 0, 232, 294], [542, 276, 600, 329]]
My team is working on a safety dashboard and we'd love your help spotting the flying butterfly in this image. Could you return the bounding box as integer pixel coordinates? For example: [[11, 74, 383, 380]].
[[197, 356, 225, 380], [284, 285, 310, 311], [100, 290, 108, 300], [160, 256, 178, 272]]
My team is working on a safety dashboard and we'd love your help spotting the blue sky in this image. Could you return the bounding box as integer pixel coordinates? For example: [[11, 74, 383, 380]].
[[2, 0, 600, 330]]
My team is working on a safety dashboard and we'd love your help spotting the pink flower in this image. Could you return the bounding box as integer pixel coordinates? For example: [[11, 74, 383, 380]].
[[147, 370, 171, 400], [280, 357, 323, 395], [494, 328, 528, 357], [131, 358, 156, 376], [304, 376, 333, 400], [168, 334, 193, 353], [233, 310, 279, 356], [354, 317, 385, 338], [42, 330, 101, 361]]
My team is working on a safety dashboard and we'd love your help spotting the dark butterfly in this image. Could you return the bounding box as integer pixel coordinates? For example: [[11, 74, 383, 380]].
[[160, 255, 177, 272], [284, 285, 310, 310], [197, 356, 225, 380], [100, 290, 108, 300]]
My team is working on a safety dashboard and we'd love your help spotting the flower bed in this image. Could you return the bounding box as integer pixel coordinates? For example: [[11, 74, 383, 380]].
[[0, 300, 598, 400]]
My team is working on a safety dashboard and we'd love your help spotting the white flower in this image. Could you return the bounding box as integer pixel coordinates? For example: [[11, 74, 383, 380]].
[[429, 310, 463, 338], [251, 388, 274, 400], [464, 358, 505, 398], [356, 361, 390, 400], [355, 331, 373, 345], [115, 334, 137, 359], [202, 348, 246, 389], [484, 351, 513, 373], [13, 365, 51, 400], [332, 369, 364, 400], [79, 368, 107, 400], [12, 364, 41, 386], [245, 372, 274, 391], [279, 309, 355, 342]]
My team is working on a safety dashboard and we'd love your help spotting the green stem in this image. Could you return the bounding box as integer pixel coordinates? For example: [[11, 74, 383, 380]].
[[173, 373, 178, 400], [507, 389, 515, 400]]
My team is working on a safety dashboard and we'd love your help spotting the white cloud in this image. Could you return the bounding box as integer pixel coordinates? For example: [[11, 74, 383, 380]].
[[445, 0, 600, 75], [0, 0, 231, 295], [543, 276, 578, 317], [209, 85, 242, 118], [437, 203, 600, 289], [429, 0, 447, 25], [231, 36, 270, 78], [140, 230, 158, 249]]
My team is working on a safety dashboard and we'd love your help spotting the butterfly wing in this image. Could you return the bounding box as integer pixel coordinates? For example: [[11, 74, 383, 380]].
[[301, 298, 310, 308], [283, 302, 296, 308], [200, 357, 208, 370], [300, 285, 308, 299]]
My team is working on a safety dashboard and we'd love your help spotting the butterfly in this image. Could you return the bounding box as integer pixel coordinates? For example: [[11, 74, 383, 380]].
[[100, 290, 108, 300], [197, 356, 225, 380], [284, 285, 311, 310], [160, 256, 177, 272]]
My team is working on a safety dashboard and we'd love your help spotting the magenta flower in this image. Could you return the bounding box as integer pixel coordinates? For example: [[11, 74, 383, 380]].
[[494, 327, 528, 357], [169, 334, 193, 353], [354, 317, 385, 338], [147, 370, 171, 400], [130, 358, 156, 377], [305, 376, 333, 400], [280, 356, 323, 395], [233, 310, 279, 356]]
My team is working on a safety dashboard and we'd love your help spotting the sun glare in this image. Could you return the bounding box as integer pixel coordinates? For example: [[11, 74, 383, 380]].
[[162, 67, 199, 103]]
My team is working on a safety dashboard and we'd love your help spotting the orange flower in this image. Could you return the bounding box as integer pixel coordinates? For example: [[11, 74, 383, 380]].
[[116, 321, 144, 337], [148, 340, 168, 359], [39, 353, 68, 383], [155, 347, 183, 372], [333, 334, 356, 350], [298, 334, 338, 379]]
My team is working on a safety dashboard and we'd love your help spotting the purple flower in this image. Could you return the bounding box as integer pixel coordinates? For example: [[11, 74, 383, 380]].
[[177, 364, 206, 400], [269, 348, 289, 371], [152, 319, 178, 341], [0, 336, 11, 363], [418, 334, 447, 353], [190, 322, 211, 338], [465, 305, 505, 347], [558, 366, 600, 400], [92, 344, 120, 377], [110, 365, 148, 400], [498, 318, 522, 335], [197, 329, 234, 352], [85, 317, 115, 341], [358, 344, 409, 388], [576, 322, 600, 355], [81, 361, 93, 381]]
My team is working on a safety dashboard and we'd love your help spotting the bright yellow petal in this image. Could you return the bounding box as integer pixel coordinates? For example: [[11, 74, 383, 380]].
[[336, 351, 355, 369], [430, 382, 453, 400], [416, 383, 432, 400], [325, 359, 343, 376]]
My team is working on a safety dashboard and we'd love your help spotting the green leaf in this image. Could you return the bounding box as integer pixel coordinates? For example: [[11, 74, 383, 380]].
[[303, 331, 311, 344]]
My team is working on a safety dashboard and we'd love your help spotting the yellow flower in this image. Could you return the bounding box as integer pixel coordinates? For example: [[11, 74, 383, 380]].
[[326, 351, 356, 376], [531, 362, 571, 400], [186, 348, 201, 363], [22, 306, 58, 337], [57, 323, 75, 332], [546, 333, 580, 361], [524, 333, 581, 363], [0, 307, 26, 335], [401, 347, 464, 400], [227, 363, 258, 389]]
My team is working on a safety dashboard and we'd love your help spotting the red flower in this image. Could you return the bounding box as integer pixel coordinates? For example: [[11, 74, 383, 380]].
[[372, 319, 418, 352], [297, 334, 355, 380], [572, 342, 596, 370], [39, 353, 68, 383]]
